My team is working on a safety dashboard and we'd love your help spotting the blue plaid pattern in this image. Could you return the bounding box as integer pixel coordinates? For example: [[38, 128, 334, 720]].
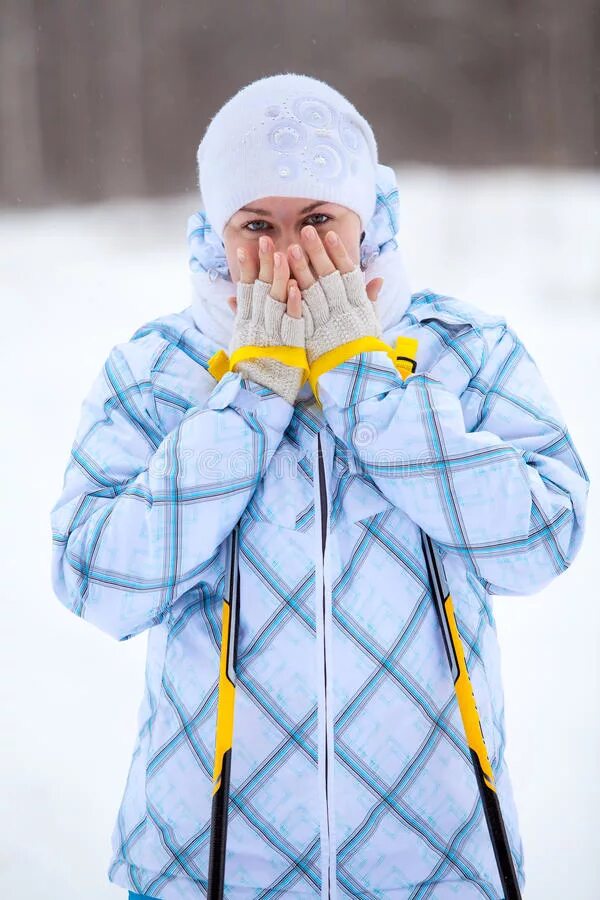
[[50, 290, 589, 898]]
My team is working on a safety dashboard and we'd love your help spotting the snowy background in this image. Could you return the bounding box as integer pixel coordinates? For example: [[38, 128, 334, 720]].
[[1, 166, 598, 899]]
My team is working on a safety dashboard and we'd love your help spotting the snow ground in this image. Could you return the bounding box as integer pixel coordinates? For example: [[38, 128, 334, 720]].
[[1, 166, 598, 899]]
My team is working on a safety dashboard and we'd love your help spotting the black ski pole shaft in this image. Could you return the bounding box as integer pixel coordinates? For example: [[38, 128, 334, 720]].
[[207, 524, 241, 899], [393, 336, 522, 899], [421, 533, 522, 899]]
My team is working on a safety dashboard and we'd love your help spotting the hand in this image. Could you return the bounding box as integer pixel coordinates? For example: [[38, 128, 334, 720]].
[[285, 225, 384, 311], [286, 225, 385, 366], [227, 235, 301, 319], [226, 238, 306, 406]]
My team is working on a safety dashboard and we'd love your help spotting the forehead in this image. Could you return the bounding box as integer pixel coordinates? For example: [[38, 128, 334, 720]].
[[235, 196, 343, 217]]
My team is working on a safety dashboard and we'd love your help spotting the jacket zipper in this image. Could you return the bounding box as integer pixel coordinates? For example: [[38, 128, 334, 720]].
[[316, 431, 333, 898]]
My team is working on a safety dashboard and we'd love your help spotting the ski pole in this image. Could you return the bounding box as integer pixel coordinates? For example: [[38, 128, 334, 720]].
[[421, 533, 522, 899], [394, 337, 522, 900], [207, 524, 241, 899], [206, 340, 521, 898]]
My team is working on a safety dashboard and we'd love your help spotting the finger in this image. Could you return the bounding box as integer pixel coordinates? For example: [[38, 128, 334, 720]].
[[286, 279, 302, 319], [300, 224, 337, 278], [286, 242, 317, 291], [258, 234, 274, 284], [270, 250, 290, 303], [323, 230, 355, 275], [236, 246, 258, 284], [365, 277, 384, 303], [227, 296, 237, 314]]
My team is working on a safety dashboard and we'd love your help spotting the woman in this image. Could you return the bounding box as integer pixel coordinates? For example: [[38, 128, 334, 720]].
[[50, 73, 589, 898]]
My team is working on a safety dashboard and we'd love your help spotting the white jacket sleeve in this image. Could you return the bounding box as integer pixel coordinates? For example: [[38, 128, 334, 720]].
[[50, 339, 294, 641], [315, 323, 590, 596]]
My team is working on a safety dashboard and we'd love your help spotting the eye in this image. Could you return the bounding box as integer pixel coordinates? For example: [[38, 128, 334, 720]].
[[243, 213, 331, 233], [305, 213, 330, 227], [242, 219, 270, 233]]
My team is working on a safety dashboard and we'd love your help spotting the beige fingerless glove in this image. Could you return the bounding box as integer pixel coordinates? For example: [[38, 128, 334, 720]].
[[301, 264, 383, 366], [228, 278, 307, 406]]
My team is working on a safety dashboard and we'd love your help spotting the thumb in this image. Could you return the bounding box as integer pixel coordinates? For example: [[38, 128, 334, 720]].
[[365, 277, 384, 303], [227, 296, 237, 314]]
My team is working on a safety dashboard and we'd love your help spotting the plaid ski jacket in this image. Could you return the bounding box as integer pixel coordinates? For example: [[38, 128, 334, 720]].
[[50, 286, 589, 899]]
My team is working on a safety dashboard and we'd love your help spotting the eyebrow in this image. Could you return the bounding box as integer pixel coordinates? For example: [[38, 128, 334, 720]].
[[238, 201, 327, 216]]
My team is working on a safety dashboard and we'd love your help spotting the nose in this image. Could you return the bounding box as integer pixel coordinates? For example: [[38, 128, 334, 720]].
[[272, 231, 318, 278]]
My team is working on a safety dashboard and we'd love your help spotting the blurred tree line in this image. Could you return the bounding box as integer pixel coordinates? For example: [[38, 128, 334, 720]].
[[1, 0, 598, 208]]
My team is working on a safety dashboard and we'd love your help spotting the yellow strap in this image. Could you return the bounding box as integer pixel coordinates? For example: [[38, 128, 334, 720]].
[[394, 336, 419, 380], [208, 349, 231, 382], [309, 335, 420, 407], [208, 345, 310, 386], [209, 335, 420, 405], [308, 337, 393, 406]]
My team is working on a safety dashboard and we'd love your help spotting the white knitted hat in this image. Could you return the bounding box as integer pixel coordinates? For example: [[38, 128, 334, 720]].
[[197, 72, 379, 242]]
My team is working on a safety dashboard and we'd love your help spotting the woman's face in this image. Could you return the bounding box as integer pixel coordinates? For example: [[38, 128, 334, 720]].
[[222, 196, 362, 283]]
